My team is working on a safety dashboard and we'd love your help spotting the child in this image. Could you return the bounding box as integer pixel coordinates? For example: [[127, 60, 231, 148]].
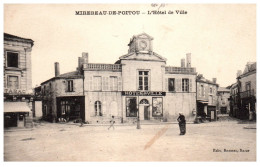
[[108, 115, 115, 130]]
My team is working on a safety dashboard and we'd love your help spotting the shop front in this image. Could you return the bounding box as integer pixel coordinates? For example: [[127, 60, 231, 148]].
[[122, 91, 165, 122], [56, 96, 85, 121], [4, 102, 31, 128]]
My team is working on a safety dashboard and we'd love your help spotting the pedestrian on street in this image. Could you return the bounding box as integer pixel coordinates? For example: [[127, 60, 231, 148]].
[[177, 112, 186, 135], [108, 115, 115, 130]]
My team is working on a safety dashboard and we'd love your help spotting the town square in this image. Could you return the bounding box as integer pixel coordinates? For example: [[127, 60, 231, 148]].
[[2, 3, 257, 162]]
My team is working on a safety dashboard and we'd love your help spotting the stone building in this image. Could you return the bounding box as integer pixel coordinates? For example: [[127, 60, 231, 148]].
[[196, 74, 219, 121], [40, 33, 197, 123], [217, 87, 230, 115], [230, 62, 256, 120], [4, 33, 34, 128]]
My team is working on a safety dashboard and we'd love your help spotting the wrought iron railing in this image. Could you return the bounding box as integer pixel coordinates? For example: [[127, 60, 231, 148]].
[[165, 66, 196, 74], [240, 89, 255, 98], [84, 63, 122, 71]]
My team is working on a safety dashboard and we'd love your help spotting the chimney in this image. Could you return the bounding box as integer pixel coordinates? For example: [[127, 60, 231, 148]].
[[212, 78, 217, 84], [78, 57, 83, 70], [237, 70, 242, 77], [82, 52, 88, 64], [181, 59, 185, 67], [55, 62, 60, 77], [186, 53, 191, 68]]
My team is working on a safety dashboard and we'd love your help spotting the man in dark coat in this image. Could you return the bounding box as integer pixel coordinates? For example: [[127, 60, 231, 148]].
[[177, 113, 186, 135]]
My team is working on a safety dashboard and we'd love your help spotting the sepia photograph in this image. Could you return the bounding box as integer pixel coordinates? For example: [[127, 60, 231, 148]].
[[2, 1, 257, 162]]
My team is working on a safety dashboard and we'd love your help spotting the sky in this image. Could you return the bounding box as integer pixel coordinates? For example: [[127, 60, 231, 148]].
[[3, 4, 256, 88]]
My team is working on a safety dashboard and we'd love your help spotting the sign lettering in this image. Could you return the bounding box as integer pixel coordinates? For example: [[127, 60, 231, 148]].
[[122, 91, 166, 96]]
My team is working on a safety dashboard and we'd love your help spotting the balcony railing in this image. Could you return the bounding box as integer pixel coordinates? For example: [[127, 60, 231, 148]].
[[240, 89, 255, 98], [165, 66, 196, 74], [84, 63, 122, 72]]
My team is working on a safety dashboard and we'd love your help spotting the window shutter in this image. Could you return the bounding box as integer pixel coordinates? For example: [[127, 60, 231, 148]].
[[89, 76, 93, 91], [118, 77, 122, 91], [189, 79, 192, 92], [165, 78, 168, 91], [72, 80, 74, 92], [110, 77, 113, 91], [65, 80, 68, 92], [176, 78, 181, 92], [85, 76, 90, 91], [102, 76, 106, 91]]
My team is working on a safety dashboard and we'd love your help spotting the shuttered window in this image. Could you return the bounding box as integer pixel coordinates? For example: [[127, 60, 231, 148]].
[[168, 78, 175, 92], [182, 78, 189, 92], [93, 76, 102, 91], [110, 76, 118, 91], [8, 76, 18, 89]]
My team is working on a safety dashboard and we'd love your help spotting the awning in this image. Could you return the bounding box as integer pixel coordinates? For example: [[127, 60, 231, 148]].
[[197, 100, 209, 104], [4, 102, 31, 113]]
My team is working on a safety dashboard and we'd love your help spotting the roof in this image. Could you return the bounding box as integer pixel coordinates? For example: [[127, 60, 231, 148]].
[[4, 102, 31, 113], [4, 33, 34, 46], [196, 78, 218, 86], [119, 51, 167, 62], [218, 87, 230, 92], [41, 71, 83, 85], [238, 62, 256, 79]]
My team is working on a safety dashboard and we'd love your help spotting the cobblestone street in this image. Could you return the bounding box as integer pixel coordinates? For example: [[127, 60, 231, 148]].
[[4, 119, 256, 161]]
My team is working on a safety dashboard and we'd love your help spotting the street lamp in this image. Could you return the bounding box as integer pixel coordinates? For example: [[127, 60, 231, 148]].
[[137, 107, 141, 129]]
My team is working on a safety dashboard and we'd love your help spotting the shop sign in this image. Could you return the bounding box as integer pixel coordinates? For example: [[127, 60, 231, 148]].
[[122, 91, 166, 96], [4, 88, 32, 95]]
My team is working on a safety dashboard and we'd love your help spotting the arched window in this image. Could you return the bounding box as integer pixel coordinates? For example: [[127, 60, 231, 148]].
[[95, 101, 102, 116]]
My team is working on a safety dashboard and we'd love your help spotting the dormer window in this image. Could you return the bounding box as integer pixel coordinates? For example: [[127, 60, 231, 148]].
[[6, 51, 19, 68]]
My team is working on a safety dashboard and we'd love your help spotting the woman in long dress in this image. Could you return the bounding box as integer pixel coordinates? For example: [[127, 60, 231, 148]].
[[177, 113, 186, 135]]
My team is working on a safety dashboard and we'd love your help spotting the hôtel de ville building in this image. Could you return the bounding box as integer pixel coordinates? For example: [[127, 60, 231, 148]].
[[39, 33, 198, 124]]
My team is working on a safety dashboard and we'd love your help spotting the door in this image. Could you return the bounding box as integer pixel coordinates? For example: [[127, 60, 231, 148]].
[[144, 106, 149, 120], [17, 113, 25, 127]]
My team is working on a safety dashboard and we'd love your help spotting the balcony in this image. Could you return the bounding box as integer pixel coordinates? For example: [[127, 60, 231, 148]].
[[165, 66, 196, 74], [84, 63, 122, 72], [240, 89, 255, 98]]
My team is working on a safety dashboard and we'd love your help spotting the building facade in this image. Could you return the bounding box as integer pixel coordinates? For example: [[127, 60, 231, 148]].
[[4, 33, 34, 128], [217, 87, 230, 115], [40, 33, 197, 124], [230, 62, 256, 120], [196, 74, 219, 120]]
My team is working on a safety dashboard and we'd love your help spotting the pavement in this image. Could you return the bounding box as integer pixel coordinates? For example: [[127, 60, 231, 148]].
[[4, 117, 256, 161]]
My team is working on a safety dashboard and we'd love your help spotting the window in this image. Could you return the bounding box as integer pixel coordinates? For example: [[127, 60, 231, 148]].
[[8, 76, 18, 89], [182, 79, 189, 92], [61, 101, 70, 115], [152, 97, 163, 117], [6, 52, 18, 68], [93, 76, 102, 91], [246, 82, 251, 91], [200, 85, 204, 96], [67, 80, 74, 92], [138, 71, 149, 90], [110, 76, 118, 91], [210, 87, 213, 94], [95, 101, 102, 116], [126, 97, 137, 117], [209, 95, 213, 104], [168, 78, 175, 92]]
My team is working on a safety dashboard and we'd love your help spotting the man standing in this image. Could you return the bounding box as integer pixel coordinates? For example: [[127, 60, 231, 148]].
[[177, 113, 186, 135], [108, 115, 115, 130]]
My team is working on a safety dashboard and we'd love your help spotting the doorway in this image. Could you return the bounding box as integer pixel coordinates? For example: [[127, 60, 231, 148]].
[[139, 99, 149, 120], [144, 106, 149, 120]]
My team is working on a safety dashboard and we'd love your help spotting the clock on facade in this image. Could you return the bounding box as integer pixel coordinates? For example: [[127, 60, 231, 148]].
[[139, 40, 148, 50]]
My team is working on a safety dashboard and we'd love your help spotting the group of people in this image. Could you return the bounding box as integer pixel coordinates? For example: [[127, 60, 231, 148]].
[[107, 113, 186, 136]]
